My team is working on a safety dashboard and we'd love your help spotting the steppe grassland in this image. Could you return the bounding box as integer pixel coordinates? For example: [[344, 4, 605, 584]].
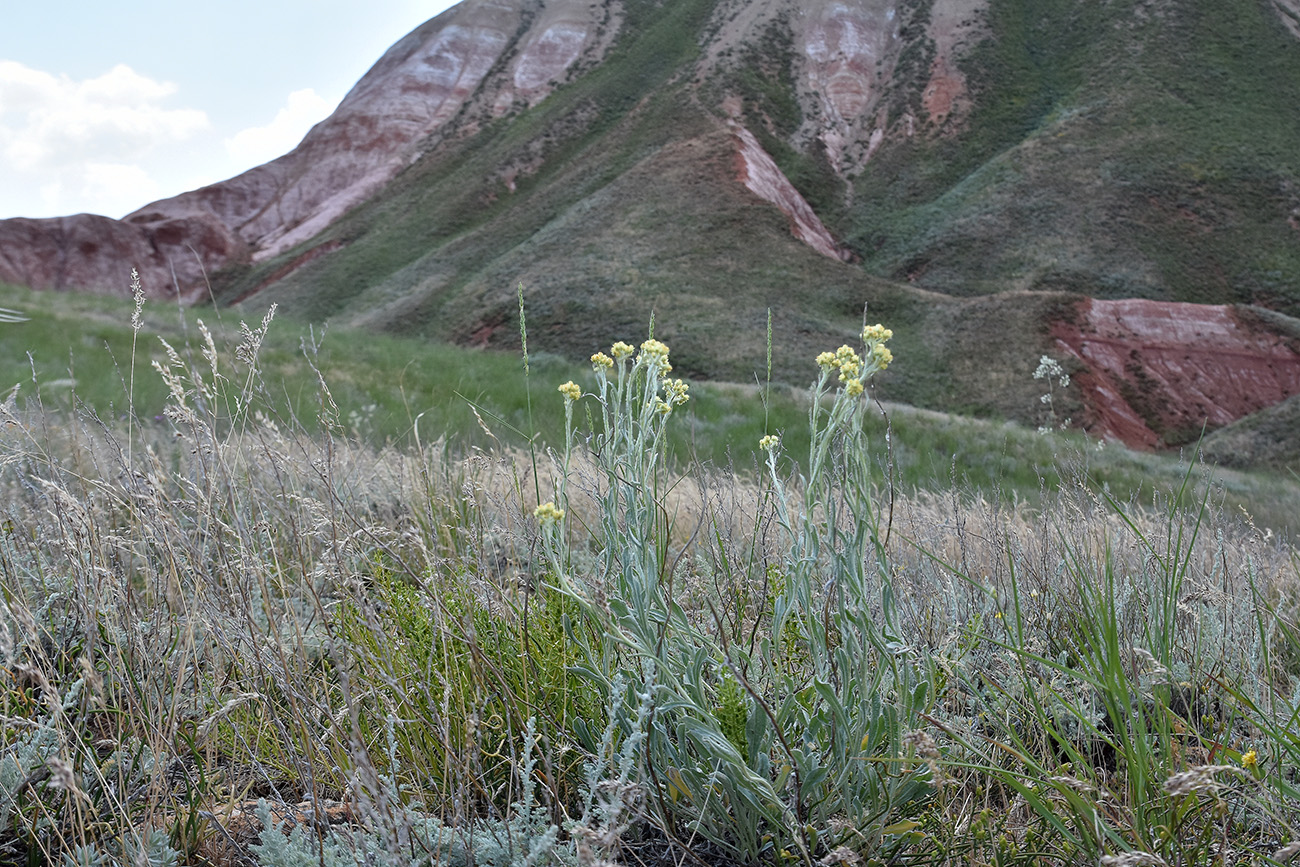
[[0, 289, 1299, 865], [3, 280, 1295, 533]]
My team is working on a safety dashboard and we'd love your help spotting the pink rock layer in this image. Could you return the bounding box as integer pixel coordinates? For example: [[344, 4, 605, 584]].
[[1052, 298, 1300, 448], [732, 124, 850, 261]]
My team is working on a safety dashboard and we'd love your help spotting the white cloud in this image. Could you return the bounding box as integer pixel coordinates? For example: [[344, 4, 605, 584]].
[[0, 61, 208, 169], [25, 162, 163, 218], [224, 88, 332, 167], [83, 162, 161, 209], [0, 60, 208, 217]]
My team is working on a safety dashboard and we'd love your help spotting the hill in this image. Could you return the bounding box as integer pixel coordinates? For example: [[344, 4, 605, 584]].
[[2, 0, 1300, 450]]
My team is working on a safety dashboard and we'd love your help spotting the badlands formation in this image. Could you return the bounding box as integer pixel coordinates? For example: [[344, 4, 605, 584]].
[[2, 0, 1299, 451]]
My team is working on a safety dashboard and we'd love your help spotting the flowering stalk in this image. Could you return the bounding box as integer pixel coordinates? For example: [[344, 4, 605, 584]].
[[765, 325, 896, 666], [573, 339, 688, 600], [1033, 354, 1071, 434], [556, 379, 581, 526]]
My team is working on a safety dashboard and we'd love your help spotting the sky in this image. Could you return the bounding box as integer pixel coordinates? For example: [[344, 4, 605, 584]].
[[0, 1, 462, 221]]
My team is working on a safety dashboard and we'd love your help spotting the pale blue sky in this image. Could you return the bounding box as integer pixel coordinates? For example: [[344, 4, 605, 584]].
[[0, 1, 460, 220]]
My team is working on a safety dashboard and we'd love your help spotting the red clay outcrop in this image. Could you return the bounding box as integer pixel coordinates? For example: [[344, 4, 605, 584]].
[[1052, 298, 1300, 448]]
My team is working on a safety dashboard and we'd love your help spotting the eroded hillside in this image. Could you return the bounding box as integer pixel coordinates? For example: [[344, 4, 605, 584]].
[[3, 0, 1300, 452]]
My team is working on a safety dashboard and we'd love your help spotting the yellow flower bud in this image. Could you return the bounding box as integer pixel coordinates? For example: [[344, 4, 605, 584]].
[[862, 323, 893, 343], [534, 502, 565, 526], [638, 338, 671, 368], [664, 378, 690, 406]]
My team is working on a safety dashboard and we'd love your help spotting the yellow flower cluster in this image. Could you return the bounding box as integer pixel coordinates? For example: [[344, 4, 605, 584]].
[[862, 323, 893, 344], [814, 323, 895, 392], [638, 338, 672, 371], [588, 338, 688, 416], [862, 323, 893, 371], [1242, 749, 1258, 770], [534, 501, 565, 525], [558, 380, 581, 401], [835, 345, 863, 381], [759, 434, 781, 452], [664, 378, 690, 406]]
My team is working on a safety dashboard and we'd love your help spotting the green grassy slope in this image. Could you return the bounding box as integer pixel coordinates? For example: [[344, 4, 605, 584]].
[[1204, 394, 1300, 472], [5, 281, 1299, 537], [208, 0, 1300, 423], [212, 6, 1086, 425], [845, 0, 1300, 310]]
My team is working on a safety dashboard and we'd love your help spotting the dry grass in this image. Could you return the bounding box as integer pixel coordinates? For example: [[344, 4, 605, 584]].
[[1, 319, 1299, 867]]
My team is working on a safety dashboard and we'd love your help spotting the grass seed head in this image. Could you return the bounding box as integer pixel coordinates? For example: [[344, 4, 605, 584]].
[[1162, 764, 1245, 797], [1100, 853, 1168, 867]]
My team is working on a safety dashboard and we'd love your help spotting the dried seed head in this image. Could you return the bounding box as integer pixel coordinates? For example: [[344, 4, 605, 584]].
[[903, 730, 942, 786], [1131, 646, 1170, 679], [1274, 841, 1300, 862], [1162, 764, 1244, 797], [198, 318, 219, 379], [45, 758, 91, 804], [130, 268, 145, 334], [1099, 852, 1167, 867], [1046, 775, 1095, 794], [904, 729, 940, 760], [77, 656, 104, 708], [819, 846, 863, 866]]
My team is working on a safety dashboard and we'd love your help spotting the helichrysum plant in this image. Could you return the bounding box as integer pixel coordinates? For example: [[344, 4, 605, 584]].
[[533, 324, 937, 864]]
